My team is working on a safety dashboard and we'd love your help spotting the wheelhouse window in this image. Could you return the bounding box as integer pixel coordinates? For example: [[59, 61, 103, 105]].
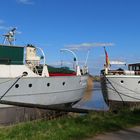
[[128, 63, 140, 71]]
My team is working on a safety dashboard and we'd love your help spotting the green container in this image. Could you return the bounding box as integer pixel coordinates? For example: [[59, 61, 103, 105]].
[[0, 45, 24, 65]]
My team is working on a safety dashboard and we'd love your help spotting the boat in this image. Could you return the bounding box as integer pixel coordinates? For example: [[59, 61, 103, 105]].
[[100, 47, 140, 110], [0, 28, 89, 109]]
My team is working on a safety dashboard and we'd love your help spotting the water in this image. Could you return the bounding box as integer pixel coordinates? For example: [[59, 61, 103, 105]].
[[74, 82, 109, 111]]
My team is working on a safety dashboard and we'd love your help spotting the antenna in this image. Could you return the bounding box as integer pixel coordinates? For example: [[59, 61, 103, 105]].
[[85, 50, 90, 66], [3, 27, 17, 45]]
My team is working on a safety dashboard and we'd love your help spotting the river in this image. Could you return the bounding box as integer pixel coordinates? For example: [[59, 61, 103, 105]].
[[74, 82, 109, 111]]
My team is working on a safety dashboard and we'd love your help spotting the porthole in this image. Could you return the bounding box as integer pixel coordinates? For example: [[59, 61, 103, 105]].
[[62, 82, 65, 86], [120, 80, 124, 84], [29, 84, 32, 88], [15, 84, 19, 88], [138, 81, 140, 84], [47, 83, 50, 87]]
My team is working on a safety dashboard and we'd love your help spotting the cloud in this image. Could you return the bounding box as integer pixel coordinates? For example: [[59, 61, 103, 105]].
[[0, 25, 9, 30], [17, 0, 34, 5], [65, 42, 115, 50], [0, 20, 9, 30], [0, 20, 4, 24]]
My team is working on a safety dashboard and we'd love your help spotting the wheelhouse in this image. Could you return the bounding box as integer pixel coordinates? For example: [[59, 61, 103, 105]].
[[128, 63, 140, 71]]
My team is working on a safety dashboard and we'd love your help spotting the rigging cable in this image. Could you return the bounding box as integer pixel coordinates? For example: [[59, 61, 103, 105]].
[[104, 76, 125, 106], [0, 73, 27, 101], [108, 77, 140, 95], [105, 76, 140, 104]]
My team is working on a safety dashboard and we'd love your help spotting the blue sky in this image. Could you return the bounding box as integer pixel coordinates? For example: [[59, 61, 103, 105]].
[[0, 0, 140, 75]]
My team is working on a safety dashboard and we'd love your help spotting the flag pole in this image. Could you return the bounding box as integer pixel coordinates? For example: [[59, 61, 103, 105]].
[[104, 46, 110, 74]]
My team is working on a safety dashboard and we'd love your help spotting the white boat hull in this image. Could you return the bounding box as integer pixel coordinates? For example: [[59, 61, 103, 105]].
[[101, 75, 140, 108], [0, 75, 88, 106]]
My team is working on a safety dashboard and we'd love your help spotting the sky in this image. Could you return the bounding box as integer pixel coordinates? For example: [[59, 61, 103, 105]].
[[0, 0, 140, 75]]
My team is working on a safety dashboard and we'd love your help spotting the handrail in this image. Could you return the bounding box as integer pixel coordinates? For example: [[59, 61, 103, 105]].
[[60, 49, 79, 66], [107, 70, 140, 75], [36, 47, 46, 65]]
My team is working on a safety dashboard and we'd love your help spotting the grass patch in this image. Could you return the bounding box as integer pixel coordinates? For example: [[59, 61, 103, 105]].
[[0, 109, 139, 140]]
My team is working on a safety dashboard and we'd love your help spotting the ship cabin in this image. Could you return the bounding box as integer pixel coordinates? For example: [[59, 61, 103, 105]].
[[0, 44, 24, 65], [128, 63, 140, 75], [0, 44, 77, 77], [101, 63, 140, 76], [128, 63, 140, 71]]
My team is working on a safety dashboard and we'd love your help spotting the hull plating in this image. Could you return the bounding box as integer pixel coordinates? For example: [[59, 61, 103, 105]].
[[0, 75, 88, 106], [101, 75, 140, 106]]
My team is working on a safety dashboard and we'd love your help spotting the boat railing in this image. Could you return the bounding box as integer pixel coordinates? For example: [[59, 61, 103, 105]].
[[134, 71, 140, 75], [107, 70, 140, 75], [108, 70, 124, 75]]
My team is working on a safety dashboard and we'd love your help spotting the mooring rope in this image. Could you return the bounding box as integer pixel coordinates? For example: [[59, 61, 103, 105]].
[[107, 77, 140, 95], [0, 73, 27, 101], [104, 76, 125, 106], [105, 76, 140, 101]]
